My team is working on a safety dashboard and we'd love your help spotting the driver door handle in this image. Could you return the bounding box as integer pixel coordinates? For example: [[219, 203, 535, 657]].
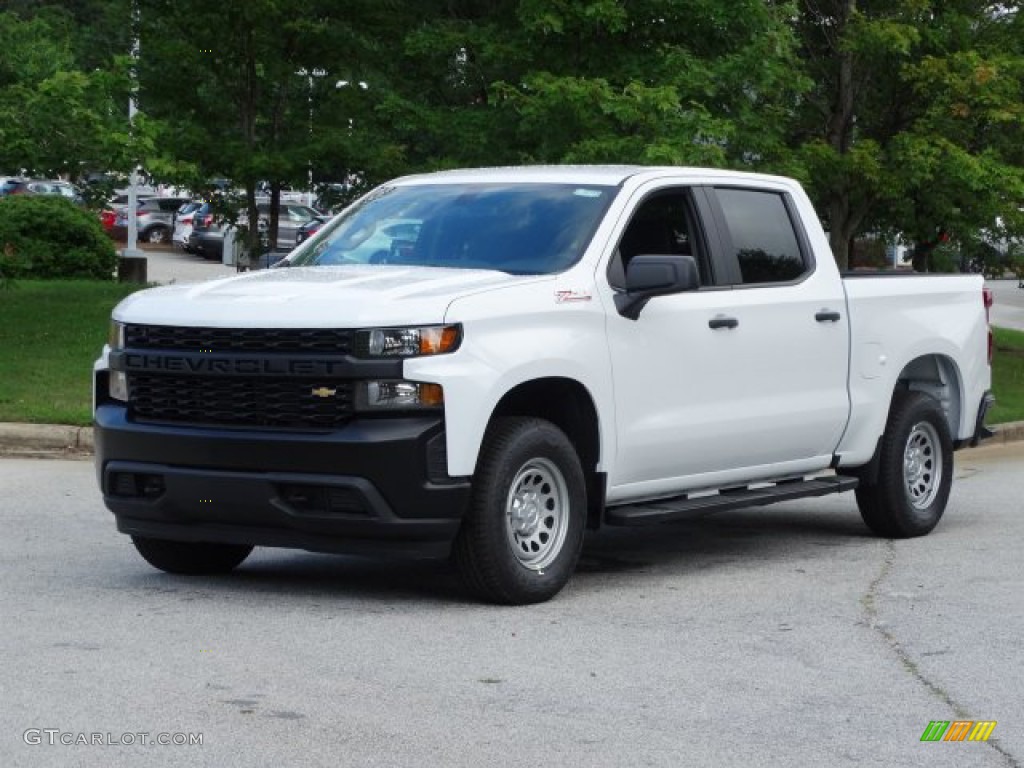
[[815, 310, 842, 323], [709, 315, 739, 330]]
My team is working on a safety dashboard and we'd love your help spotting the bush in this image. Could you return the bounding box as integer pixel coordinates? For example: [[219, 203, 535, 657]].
[[0, 195, 116, 280], [929, 242, 963, 273]]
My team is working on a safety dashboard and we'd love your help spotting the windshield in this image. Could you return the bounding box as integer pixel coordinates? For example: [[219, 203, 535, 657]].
[[287, 183, 614, 275]]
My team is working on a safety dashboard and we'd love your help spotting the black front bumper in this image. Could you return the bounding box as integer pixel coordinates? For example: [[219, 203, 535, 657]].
[[95, 404, 470, 558]]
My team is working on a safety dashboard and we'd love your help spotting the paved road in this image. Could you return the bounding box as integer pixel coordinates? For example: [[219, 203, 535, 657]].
[[134, 245, 235, 285], [1, 443, 1021, 767], [988, 278, 1024, 332]]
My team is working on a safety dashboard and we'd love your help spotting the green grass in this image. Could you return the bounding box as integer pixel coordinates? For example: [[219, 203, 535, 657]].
[[0, 280, 143, 425], [991, 327, 1024, 425], [0, 280, 1023, 427]]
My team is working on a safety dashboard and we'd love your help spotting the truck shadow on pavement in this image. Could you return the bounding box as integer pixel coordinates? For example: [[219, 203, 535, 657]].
[[123, 501, 877, 603]]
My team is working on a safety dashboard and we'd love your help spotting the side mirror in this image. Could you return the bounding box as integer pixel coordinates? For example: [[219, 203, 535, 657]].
[[615, 254, 700, 320]]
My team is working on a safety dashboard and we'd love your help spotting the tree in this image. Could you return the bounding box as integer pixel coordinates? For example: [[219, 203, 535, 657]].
[[136, 0, 405, 259], [0, 8, 134, 179], [792, 1, 1024, 270], [379, 0, 808, 172]]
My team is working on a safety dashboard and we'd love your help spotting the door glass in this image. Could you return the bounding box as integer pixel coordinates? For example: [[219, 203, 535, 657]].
[[610, 190, 708, 288], [715, 188, 806, 284]]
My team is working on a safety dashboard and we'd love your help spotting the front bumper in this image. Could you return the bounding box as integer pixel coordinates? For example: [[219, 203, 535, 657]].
[[95, 403, 470, 558]]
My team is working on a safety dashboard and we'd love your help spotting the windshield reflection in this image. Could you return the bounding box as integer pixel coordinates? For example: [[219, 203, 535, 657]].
[[288, 183, 614, 275]]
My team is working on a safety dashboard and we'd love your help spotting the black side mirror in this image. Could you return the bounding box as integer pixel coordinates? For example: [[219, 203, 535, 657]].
[[615, 254, 700, 320]]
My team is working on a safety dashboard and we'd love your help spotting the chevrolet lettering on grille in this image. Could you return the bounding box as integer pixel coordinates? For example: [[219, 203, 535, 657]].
[[117, 351, 349, 377]]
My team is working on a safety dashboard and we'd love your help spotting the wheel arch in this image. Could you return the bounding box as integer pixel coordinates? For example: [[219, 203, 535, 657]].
[[851, 353, 963, 484], [486, 377, 606, 529], [894, 353, 963, 441]]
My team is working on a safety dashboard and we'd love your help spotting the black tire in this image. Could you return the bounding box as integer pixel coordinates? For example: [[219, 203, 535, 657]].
[[131, 536, 253, 575], [454, 417, 587, 605], [855, 390, 953, 538], [142, 225, 170, 244]]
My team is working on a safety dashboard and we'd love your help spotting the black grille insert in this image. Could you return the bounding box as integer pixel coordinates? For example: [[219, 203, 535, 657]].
[[128, 375, 354, 429]]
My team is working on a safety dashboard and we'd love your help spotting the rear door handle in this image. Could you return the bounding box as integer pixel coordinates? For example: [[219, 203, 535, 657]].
[[815, 310, 841, 323], [708, 315, 739, 330]]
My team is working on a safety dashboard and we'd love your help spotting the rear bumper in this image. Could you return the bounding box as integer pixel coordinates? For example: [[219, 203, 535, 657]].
[[187, 232, 223, 259], [94, 404, 470, 558]]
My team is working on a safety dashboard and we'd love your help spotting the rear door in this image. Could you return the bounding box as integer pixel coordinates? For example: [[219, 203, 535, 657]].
[[602, 180, 850, 497]]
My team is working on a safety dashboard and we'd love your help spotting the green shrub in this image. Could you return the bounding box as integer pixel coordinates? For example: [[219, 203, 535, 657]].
[[0, 195, 116, 280], [929, 242, 962, 273]]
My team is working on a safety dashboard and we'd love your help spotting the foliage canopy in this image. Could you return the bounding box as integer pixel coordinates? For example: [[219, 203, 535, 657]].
[[1, 0, 1022, 270]]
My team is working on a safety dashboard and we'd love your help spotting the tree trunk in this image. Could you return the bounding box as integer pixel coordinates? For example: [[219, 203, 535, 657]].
[[911, 233, 945, 273], [269, 182, 281, 255], [824, 0, 857, 271], [240, 23, 260, 269]]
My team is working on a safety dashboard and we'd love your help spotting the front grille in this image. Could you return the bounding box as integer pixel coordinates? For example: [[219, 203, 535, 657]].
[[128, 374, 354, 429], [121, 325, 358, 429], [125, 324, 352, 354]]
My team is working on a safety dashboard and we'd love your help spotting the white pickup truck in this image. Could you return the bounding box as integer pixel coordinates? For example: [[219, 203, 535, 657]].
[[94, 166, 994, 604]]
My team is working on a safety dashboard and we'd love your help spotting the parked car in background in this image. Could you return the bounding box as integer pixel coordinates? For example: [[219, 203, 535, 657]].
[[0, 178, 82, 202], [250, 201, 321, 249], [111, 196, 191, 244], [186, 202, 225, 260], [188, 200, 320, 260], [99, 192, 154, 235], [294, 215, 329, 246], [0, 177, 23, 196], [172, 201, 203, 251]]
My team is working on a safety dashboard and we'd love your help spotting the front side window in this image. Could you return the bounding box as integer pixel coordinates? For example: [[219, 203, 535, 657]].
[[715, 188, 806, 285], [288, 183, 614, 275], [609, 189, 710, 289]]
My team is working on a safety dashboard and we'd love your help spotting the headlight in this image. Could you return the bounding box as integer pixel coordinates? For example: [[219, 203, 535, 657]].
[[355, 380, 443, 411], [109, 320, 125, 350], [353, 325, 461, 358], [108, 320, 127, 402]]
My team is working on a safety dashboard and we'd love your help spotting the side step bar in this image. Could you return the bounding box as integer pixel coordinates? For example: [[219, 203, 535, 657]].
[[605, 475, 860, 527]]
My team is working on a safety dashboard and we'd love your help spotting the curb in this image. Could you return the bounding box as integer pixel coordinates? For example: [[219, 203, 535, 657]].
[[0, 423, 95, 459], [986, 420, 1024, 445], [1, 419, 1023, 460]]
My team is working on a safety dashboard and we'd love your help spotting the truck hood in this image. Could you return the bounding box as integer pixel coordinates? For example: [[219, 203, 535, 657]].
[[113, 265, 544, 327]]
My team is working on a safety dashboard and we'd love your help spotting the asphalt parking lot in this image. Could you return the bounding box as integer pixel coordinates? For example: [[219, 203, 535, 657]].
[[1, 442, 1021, 767]]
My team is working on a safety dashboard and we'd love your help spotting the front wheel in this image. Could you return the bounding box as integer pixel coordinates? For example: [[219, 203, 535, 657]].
[[855, 390, 953, 538], [454, 417, 586, 604], [131, 536, 253, 574]]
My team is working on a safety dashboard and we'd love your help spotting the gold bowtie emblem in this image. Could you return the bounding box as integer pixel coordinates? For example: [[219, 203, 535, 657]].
[[310, 386, 337, 398]]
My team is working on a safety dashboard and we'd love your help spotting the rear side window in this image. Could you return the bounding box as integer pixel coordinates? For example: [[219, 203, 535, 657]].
[[714, 188, 806, 285]]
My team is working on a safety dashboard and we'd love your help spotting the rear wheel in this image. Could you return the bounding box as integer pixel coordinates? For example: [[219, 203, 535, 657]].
[[454, 417, 586, 604], [855, 390, 953, 538], [131, 536, 253, 574]]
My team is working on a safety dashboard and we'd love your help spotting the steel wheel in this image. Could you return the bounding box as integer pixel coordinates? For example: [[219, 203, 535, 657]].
[[855, 390, 953, 538], [504, 457, 570, 571], [904, 421, 941, 510], [454, 417, 587, 604]]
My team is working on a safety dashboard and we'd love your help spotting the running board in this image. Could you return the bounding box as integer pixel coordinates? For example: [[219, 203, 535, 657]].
[[605, 476, 860, 527]]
